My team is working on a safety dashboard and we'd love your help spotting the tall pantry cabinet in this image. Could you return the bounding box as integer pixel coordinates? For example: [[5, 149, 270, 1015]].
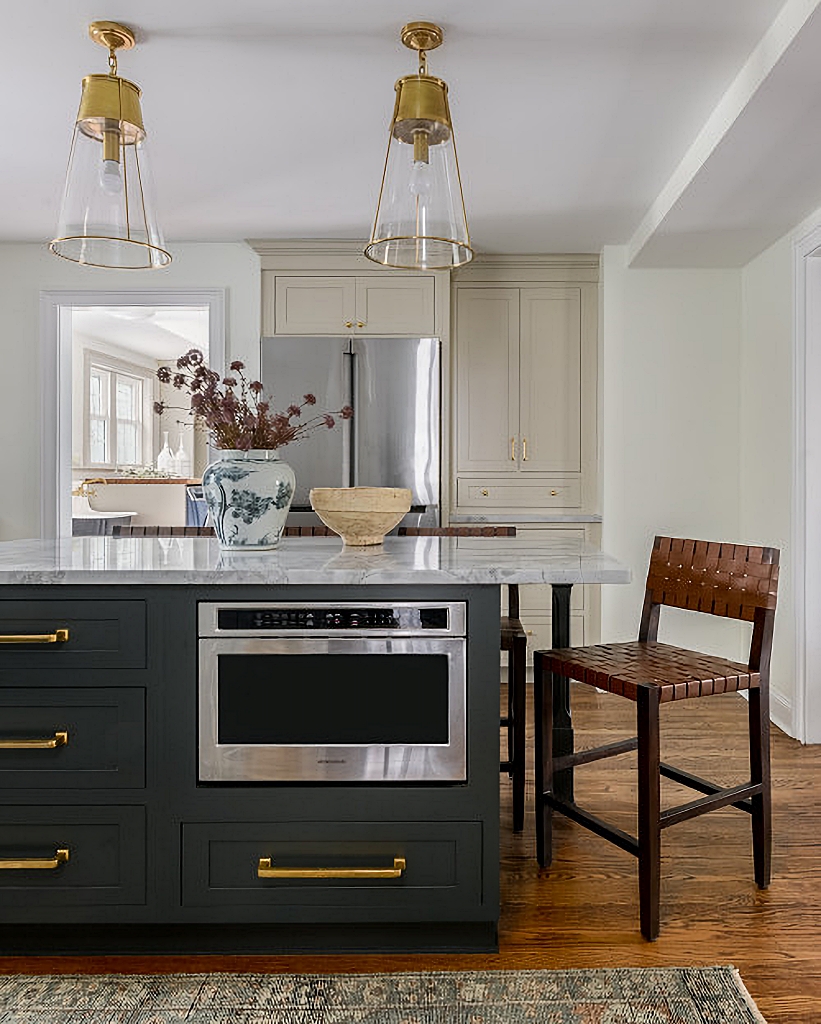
[[451, 255, 600, 654]]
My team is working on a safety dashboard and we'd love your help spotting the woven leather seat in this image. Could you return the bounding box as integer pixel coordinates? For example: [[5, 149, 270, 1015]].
[[534, 536, 779, 940], [540, 641, 758, 704]]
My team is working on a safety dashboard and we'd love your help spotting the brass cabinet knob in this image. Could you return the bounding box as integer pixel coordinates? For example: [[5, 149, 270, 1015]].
[[481, 488, 489, 497], [344, 320, 353, 328], [551, 489, 558, 496], [356, 321, 366, 328]]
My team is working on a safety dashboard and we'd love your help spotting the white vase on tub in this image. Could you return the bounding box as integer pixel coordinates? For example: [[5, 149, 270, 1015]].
[[201, 449, 295, 549]]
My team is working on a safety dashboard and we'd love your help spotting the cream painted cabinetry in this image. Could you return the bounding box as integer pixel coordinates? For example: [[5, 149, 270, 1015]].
[[452, 257, 598, 515], [263, 273, 435, 336]]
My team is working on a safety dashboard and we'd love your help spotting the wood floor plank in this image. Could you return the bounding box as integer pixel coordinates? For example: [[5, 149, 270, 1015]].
[[1, 687, 819, 1023]]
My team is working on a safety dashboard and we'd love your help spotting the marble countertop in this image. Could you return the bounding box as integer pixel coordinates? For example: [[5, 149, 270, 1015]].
[[0, 536, 630, 587]]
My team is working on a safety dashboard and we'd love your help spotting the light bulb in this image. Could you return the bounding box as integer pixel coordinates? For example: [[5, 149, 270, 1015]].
[[100, 158, 123, 196], [409, 159, 433, 198]]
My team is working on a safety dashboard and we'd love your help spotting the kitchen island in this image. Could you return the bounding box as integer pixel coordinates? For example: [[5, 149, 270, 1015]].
[[0, 535, 628, 955]]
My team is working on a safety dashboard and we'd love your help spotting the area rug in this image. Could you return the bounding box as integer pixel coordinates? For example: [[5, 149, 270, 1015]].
[[0, 967, 766, 1023]]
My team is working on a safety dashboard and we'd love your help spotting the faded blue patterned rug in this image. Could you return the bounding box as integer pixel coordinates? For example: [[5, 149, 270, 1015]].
[[0, 967, 766, 1023]]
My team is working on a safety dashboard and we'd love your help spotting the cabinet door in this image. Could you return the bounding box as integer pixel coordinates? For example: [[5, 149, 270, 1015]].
[[271, 276, 355, 335], [455, 289, 519, 474], [519, 288, 582, 473], [355, 277, 435, 335]]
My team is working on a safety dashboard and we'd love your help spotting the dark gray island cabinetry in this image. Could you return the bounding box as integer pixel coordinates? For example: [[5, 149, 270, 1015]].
[[0, 536, 629, 954]]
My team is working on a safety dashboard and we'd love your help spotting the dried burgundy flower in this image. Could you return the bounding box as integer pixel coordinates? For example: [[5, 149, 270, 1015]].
[[340, 405, 353, 420], [156, 351, 349, 451]]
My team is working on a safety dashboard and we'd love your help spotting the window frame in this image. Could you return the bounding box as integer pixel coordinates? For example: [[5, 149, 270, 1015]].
[[82, 349, 156, 472]]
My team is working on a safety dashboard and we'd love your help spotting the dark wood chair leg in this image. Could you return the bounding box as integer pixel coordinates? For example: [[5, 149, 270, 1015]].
[[748, 684, 772, 888], [511, 634, 527, 833], [506, 649, 515, 775], [534, 652, 554, 867], [637, 685, 661, 941]]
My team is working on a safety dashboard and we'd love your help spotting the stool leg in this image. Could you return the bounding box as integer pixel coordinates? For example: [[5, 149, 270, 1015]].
[[506, 649, 515, 776], [534, 652, 554, 867], [637, 685, 661, 941], [748, 683, 772, 888], [511, 634, 527, 833]]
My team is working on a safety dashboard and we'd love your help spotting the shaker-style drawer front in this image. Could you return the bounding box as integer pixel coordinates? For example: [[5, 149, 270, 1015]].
[[182, 821, 483, 915], [457, 478, 581, 509], [0, 805, 145, 908], [0, 601, 146, 671], [0, 688, 145, 789]]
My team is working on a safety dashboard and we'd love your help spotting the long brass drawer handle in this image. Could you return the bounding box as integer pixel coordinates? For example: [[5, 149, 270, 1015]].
[[0, 848, 69, 870], [0, 629, 69, 645], [257, 856, 406, 880], [0, 731, 68, 750]]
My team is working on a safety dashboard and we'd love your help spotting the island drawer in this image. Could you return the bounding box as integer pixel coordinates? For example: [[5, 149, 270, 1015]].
[[182, 820, 483, 916], [0, 805, 145, 910], [0, 688, 144, 789], [0, 600, 146, 672]]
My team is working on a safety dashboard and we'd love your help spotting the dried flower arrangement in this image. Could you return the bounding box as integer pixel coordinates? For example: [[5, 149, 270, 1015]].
[[154, 349, 352, 451]]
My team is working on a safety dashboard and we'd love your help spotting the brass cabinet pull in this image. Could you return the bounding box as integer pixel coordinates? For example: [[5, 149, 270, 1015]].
[[481, 488, 489, 496], [551, 489, 558, 496], [356, 320, 366, 328], [344, 320, 353, 328], [0, 731, 68, 750], [0, 848, 69, 870], [522, 438, 528, 461], [510, 437, 516, 461], [258, 856, 406, 879], [0, 629, 69, 645]]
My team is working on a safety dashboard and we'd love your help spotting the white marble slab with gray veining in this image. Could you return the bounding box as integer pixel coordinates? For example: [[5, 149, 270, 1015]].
[[0, 536, 631, 587]]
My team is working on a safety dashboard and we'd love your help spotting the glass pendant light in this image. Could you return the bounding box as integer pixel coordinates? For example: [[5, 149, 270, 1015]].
[[49, 21, 171, 269], [365, 21, 473, 270]]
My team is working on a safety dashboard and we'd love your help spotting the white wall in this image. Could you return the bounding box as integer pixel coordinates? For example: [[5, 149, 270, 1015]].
[[600, 246, 746, 659], [0, 242, 259, 540], [740, 231, 794, 730]]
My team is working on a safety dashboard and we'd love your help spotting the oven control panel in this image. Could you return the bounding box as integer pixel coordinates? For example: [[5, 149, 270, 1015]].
[[199, 602, 466, 637]]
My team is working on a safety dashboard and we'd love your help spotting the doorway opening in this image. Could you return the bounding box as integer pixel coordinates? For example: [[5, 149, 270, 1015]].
[[40, 290, 225, 539]]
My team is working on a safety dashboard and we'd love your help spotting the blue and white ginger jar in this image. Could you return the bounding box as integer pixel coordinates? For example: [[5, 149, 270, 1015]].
[[202, 449, 295, 549]]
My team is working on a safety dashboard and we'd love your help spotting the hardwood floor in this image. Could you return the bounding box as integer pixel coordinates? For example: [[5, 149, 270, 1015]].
[[2, 685, 819, 1023]]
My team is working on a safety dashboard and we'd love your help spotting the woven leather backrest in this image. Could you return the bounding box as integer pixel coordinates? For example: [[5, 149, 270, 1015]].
[[645, 536, 779, 622], [398, 526, 517, 537]]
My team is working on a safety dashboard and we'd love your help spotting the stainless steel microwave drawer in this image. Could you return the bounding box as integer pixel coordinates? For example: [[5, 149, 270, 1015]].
[[0, 601, 146, 671], [182, 820, 483, 917], [0, 688, 144, 789], [0, 805, 145, 910]]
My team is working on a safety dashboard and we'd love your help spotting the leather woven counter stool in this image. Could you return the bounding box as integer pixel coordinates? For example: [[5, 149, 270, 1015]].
[[533, 536, 779, 940], [398, 526, 528, 832]]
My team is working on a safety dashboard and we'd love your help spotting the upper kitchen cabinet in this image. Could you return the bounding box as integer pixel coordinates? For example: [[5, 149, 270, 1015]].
[[263, 272, 435, 336], [452, 256, 598, 514]]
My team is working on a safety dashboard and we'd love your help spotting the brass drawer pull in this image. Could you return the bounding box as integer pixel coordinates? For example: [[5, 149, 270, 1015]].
[[0, 731, 68, 750], [510, 437, 516, 461], [522, 438, 528, 461], [0, 848, 69, 870], [0, 629, 69, 645], [258, 856, 406, 880]]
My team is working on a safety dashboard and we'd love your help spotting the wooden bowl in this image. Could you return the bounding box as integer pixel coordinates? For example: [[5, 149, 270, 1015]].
[[309, 487, 412, 546]]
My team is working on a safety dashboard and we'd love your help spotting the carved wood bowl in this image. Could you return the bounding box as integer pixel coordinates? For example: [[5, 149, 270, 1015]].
[[309, 487, 412, 546]]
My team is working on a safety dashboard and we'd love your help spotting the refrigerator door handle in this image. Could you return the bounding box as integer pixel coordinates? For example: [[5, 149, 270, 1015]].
[[343, 349, 356, 488]]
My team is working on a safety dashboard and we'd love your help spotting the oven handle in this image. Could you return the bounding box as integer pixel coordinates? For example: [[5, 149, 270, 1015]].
[[257, 856, 406, 880]]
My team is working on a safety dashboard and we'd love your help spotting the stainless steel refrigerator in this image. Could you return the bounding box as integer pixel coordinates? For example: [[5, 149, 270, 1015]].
[[261, 337, 440, 529]]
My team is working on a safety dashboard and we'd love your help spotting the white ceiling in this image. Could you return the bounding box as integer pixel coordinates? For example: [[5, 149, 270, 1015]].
[[2, 0, 819, 264], [72, 306, 209, 361]]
